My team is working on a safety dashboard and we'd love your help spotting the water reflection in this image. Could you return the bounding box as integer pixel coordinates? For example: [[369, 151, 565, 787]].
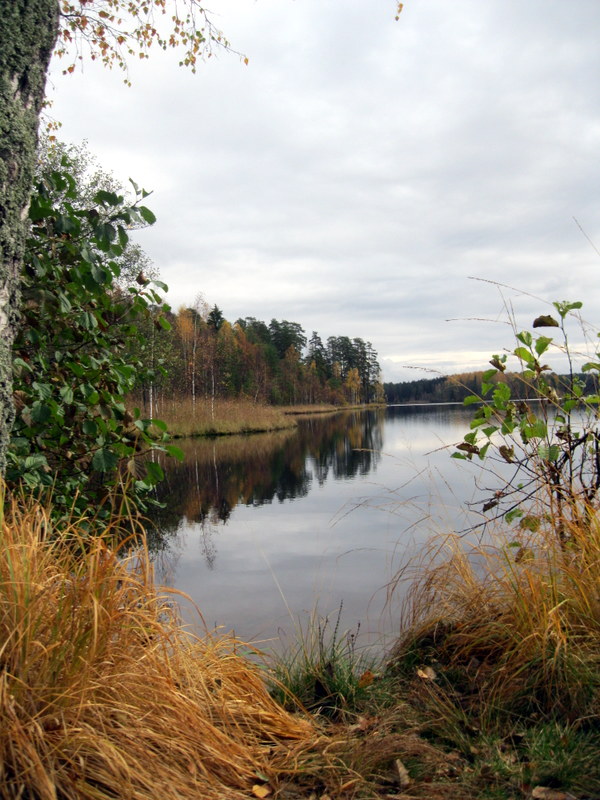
[[147, 405, 480, 649], [150, 410, 384, 551]]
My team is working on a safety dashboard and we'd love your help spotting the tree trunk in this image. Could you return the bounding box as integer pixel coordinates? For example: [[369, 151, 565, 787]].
[[0, 0, 58, 472]]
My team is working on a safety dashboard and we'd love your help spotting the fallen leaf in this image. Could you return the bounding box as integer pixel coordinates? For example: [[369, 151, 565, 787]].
[[358, 669, 375, 688], [417, 666, 436, 680], [251, 785, 272, 798], [531, 787, 576, 800], [395, 758, 410, 789]]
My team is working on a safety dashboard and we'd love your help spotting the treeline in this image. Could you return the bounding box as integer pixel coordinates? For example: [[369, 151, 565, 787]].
[[384, 371, 597, 404], [133, 304, 384, 414]]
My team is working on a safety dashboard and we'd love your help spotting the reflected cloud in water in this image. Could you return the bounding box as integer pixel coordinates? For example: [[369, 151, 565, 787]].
[[147, 406, 481, 650]]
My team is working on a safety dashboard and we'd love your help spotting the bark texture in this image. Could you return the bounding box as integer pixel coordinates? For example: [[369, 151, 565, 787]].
[[0, 0, 59, 472]]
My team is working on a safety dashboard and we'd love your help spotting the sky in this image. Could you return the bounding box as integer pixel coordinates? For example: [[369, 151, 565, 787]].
[[46, 0, 600, 382]]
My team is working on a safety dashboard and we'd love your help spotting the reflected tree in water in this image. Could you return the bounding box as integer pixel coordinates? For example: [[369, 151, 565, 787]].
[[146, 411, 384, 563]]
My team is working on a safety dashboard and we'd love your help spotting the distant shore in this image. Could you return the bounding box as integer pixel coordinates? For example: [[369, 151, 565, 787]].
[[137, 398, 386, 438]]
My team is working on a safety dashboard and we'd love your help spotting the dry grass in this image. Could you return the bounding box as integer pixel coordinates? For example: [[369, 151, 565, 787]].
[[390, 513, 600, 722], [141, 397, 297, 437], [284, 404, 384, 416], [283, 404, 343, 415], [0, 497, 366, 800]]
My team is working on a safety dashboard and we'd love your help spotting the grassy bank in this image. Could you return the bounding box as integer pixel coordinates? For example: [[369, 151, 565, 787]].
[[0, 498, 367, 800], [284, 403, 387, 415], [143, 398, 297, 437], [136, 398, 385, 437], [270, 517, 600, 798], [3, 496, 600, 798]]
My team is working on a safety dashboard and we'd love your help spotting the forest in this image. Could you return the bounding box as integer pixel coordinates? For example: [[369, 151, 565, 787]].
[[384, 369, 587, 404], [133, 304, 385, 414]]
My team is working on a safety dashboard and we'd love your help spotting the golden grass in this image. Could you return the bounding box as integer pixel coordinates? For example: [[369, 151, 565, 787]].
[[284, 404, 385, 416], [283, 404, 342, 415], [391, 512, 600, 721], [141, 397, 297, 437], [0, 497, 362, 800]]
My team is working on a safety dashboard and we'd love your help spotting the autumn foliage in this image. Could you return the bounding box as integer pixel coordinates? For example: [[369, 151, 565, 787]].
[[56, 0, 241, 81]]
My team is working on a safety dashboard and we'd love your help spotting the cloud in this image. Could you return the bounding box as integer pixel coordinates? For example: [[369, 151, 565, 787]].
[[48, 0, 600, 383]]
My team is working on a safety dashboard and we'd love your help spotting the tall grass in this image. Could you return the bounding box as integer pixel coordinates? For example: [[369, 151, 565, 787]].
[[390, 513, 600, 723], [141, 396, 296, 437], [0, 497, 350, 800]]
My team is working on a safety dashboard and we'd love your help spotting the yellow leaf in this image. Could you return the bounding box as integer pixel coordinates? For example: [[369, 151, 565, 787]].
[[417, 666, 436, 680], [251, 786, 272, 799]]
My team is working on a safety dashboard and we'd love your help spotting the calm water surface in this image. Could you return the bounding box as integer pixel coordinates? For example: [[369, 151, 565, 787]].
[[150, 405, 488, 650]]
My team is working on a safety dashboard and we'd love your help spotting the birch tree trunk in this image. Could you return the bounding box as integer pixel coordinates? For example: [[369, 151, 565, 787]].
[[0, 0, 58, 471]]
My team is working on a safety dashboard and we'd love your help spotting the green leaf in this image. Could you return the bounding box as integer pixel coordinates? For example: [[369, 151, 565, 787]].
[[165, 445, 185, 462], [144, 460, 164, 485], [92, 449, 119, 472], [463, 395, 480, 406], [516, 331, 533, 346], [519, 515, 540, 532], [82, 420, 98, 436], [553, 300, 582, 319], [79, 311, 98, 331], [32, 381, 52, 400], [492, 383, 511, 406], [31, 402, 51, 423], [93, 189, 122, 206], [501, 418, 516, 435], [534, 336, 553, 356], [24, 454, 48, 470], [150, 418, 168, 433], [117, 225, 129, 248], [139, 206, 157, 225], [538, 444, 560, 461], [59, 385, 74, 404], [13, 358, 32, 374], [514, 346, 535, 364], [505, 508, 524, 524], [522, 419, 547, 440]]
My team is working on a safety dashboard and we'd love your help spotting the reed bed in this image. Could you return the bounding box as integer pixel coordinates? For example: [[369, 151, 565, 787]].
[[140, 397, 296, 437], [0, 498, 356, 800]]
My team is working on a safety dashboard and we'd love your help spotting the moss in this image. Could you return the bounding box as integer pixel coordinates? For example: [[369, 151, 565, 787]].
[[0, 0, 59, 470]]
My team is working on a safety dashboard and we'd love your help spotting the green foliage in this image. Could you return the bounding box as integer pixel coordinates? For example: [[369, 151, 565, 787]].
[[38, 138, 160, 289], [454, 300, 600, 542], [270, 607, 385, 719], [7, 156, 178, 520]]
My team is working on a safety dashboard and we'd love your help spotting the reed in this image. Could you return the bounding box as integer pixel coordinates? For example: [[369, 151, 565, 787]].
[[0, 497, 355, 800], [140, 397, 296, 437]]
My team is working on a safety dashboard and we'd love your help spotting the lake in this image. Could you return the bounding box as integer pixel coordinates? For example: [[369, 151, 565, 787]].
[[150, 404, 490, 652]]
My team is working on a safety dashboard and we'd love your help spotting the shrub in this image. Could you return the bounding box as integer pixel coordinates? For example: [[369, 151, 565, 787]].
[[7, 158, 182, 522]]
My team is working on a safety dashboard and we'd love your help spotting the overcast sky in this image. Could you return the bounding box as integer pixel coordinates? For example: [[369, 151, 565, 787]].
[[47, 0, 600, 382]]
